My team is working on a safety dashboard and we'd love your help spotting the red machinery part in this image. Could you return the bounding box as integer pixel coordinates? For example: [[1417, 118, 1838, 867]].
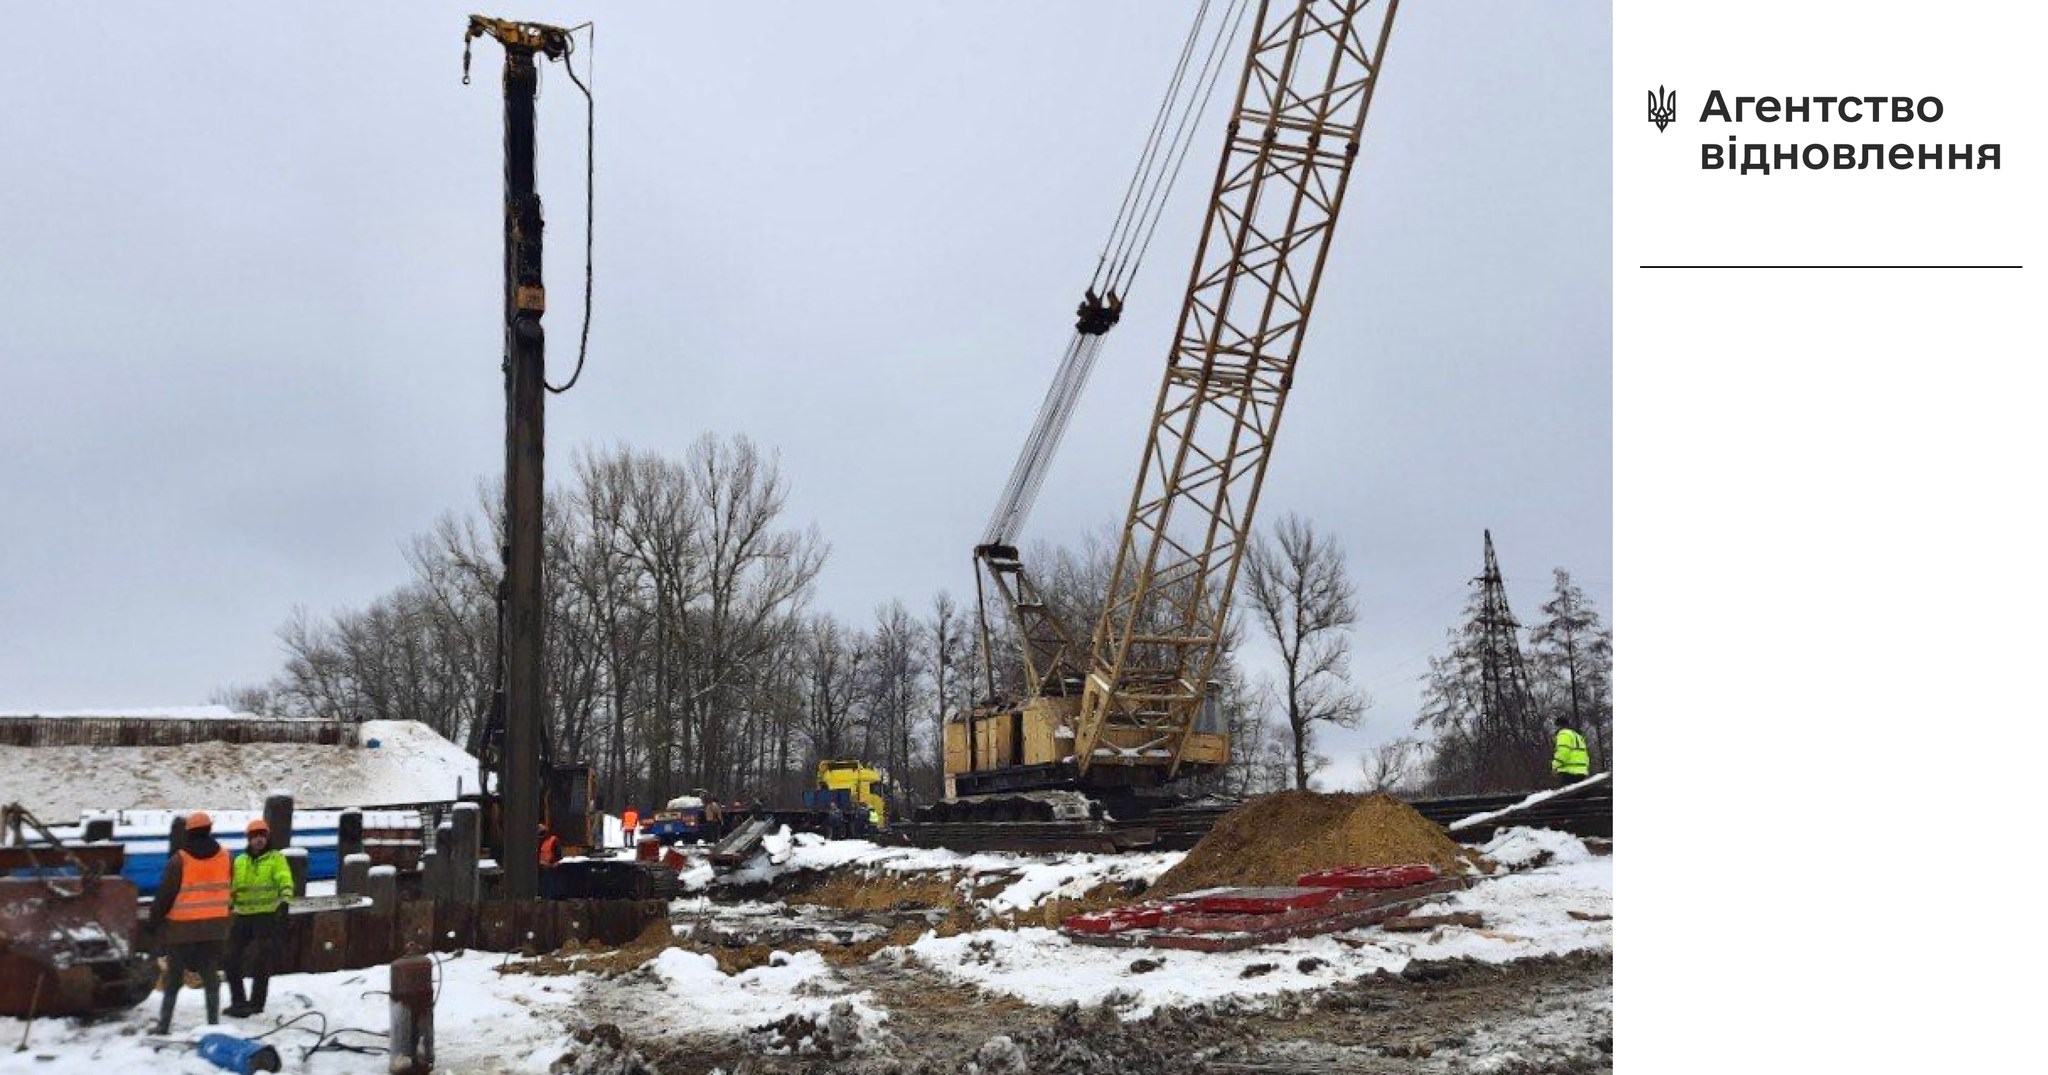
[[1297, 863, 1439, 890]]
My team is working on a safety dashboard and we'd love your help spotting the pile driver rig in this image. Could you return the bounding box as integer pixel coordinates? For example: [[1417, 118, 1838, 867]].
[[945, 0, 1402, 826]]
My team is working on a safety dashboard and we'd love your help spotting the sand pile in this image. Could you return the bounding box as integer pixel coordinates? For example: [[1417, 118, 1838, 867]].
[[1151, 791, 1475, 897]]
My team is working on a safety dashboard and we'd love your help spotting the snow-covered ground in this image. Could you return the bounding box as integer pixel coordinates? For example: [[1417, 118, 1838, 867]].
[[2, 719, 482, 820], [894, 833, 1612, 1017], [1, 827, 1610, 1072], [643, 948, 884, 1035], [719, 830, 1184, 917], [0, 950, 575, 1075]]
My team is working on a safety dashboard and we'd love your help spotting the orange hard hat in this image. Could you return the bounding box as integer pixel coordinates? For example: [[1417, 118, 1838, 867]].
[[187, 810, 213, 830], [246, 819, 270, 836]]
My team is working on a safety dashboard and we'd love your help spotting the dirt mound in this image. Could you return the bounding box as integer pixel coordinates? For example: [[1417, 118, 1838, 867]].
[[503, 918, 675, 978], [1151, 791, 1473, 897]]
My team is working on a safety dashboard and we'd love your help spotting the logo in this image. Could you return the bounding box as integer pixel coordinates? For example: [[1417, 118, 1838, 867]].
[[1647, 86, 1676, 132]]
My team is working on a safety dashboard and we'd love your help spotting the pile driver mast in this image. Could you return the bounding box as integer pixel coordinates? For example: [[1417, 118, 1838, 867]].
[[463, 14, 575, 900], [954, 0, 1401, 802]]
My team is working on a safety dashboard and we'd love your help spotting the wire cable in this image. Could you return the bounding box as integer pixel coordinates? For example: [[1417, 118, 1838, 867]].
[[1090, 0, 1212, 295], [547, 23, 595, 394], [1113, 0, 1251, 295]]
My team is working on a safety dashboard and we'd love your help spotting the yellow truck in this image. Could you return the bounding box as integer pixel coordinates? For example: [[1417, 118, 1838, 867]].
[[812, 760, 888, 831]]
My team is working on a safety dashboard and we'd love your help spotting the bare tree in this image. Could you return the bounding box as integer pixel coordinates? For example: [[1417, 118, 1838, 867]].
[[1240, 513, 1370, 790], [801, 615, 864, 761], [925, 590, 969, 799], [1361, 737, 1420, 794]]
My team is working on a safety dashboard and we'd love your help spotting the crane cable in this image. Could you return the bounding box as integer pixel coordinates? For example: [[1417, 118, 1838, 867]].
[[981, 0, 1250, 549], [545, 22, 595, 394], [1092, 0, 1251, 299]]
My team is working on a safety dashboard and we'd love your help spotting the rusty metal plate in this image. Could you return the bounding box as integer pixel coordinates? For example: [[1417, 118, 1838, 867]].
[[0, 875, 149, 1017]]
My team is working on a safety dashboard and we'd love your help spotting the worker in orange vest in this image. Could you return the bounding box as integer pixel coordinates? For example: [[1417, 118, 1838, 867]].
[[537, 821, 564, 899], [147, 810, 233, 1035], [621, 806, 640, 848]]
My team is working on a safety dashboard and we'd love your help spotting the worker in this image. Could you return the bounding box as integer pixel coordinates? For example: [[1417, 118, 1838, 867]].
[[826, 800, 846, 840], [703, 797, 724, 837], [224, 818, 293, 1017], [621, 805, 640, 849], [147, 810, 232, 1035], [535, 821, 564, 898], [1552, 716, 1591, 787]]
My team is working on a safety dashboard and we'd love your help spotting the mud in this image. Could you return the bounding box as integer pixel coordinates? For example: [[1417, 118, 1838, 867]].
[[559, 946, 1612, 1075]]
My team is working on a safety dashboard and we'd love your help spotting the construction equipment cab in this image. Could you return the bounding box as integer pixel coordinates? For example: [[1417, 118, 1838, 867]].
[[814, 761, 887, 829]]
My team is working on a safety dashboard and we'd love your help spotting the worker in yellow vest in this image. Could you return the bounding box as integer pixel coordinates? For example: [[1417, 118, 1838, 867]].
[[1552, 716, 1591, 788], [225, 818, 294, 1017], [147, 810, 232, 1035]]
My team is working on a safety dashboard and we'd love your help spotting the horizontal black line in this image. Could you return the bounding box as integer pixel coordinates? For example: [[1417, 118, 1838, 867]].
[[1641, 265, 2022, 269]]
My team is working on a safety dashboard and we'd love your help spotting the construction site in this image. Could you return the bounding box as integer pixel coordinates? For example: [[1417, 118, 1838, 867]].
[[3, 3, 1613, 1074]]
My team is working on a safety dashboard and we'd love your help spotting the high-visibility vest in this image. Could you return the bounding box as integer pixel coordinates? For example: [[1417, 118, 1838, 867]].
[[622, 810, 639, 830], [539, 833, 563, 866], [232, 850, 294, 915], [1553, 728, 1591, 776], [167, 849, 232, 922]]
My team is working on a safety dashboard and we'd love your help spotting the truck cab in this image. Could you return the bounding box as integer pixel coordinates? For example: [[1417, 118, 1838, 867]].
[[814, 760, 887, 830]]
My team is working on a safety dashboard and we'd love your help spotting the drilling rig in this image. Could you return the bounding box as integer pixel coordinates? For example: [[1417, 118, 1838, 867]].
[[935, 0, 1403, 841]]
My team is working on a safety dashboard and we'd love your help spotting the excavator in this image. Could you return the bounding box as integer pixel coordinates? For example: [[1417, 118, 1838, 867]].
[[925, 0, 1403, 847]]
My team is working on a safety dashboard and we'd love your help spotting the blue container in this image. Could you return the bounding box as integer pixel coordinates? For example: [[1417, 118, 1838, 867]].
[[196, 1033, 281, 1073]]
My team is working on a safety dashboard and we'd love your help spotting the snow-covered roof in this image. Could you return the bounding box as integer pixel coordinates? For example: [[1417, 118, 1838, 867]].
[[0, 705, 261, 719]]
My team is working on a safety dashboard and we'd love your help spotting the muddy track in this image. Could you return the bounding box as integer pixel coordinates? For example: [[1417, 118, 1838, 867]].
[[551, 949, 1612, 1075]]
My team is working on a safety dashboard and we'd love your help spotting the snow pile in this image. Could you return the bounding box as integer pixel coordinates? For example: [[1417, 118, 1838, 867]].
[[645, 948, 884, 1036], [723, 833, 1184, 916], [0, 950, 575, 1075], [679, 859, 718, 891], [1479, 826, 1596, 870], [894, 854, 1613, 1017], [0, 719, 481, 820]]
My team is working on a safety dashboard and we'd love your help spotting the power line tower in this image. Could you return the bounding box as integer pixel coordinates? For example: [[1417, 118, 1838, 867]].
[[1473, 529, 1541, 782]]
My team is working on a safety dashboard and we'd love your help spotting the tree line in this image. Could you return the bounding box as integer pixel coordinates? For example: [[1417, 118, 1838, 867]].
[[217, 437, 1609, 806]]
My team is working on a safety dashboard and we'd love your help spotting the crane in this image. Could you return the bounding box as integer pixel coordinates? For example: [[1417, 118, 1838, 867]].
[[947, 0, 1403, 825]]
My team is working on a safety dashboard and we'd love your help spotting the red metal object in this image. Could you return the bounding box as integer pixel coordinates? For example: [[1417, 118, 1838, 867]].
[[636, 837, 662, 862], [1062, 900, 1184, 935], [1152, 877, 1473, 952], [1298, 863, 1440, 890], [659, 847, 686, 871], [1188, 886, 1342, 914]]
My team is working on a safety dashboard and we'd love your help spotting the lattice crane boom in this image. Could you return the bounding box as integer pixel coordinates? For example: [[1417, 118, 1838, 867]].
[[1074, 0, 1401, 777]]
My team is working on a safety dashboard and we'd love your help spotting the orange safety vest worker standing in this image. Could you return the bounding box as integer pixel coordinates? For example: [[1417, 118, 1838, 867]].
[[148, 810, 233, 1035], [621, 807, 640, 846]]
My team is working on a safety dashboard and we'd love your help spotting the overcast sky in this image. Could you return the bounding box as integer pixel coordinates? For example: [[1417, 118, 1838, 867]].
[[1, 2, 1610, 785]]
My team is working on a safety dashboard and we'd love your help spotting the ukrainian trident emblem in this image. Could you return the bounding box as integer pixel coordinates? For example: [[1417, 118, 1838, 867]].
[[1648, 86, 1676, 132]]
